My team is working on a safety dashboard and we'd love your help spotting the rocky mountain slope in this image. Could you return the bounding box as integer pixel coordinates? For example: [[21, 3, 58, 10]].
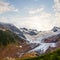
[[0, 22, 26, 39]]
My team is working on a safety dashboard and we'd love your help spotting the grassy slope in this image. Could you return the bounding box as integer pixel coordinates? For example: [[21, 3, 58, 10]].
[[24, 48, 60, 60]]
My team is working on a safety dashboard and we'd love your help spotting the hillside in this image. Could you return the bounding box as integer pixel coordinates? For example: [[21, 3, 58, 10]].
[[22, 48, 60, 60], [0, 23, 26, 39], [0, 29, 32, 58], [0, 29, 25, 47]]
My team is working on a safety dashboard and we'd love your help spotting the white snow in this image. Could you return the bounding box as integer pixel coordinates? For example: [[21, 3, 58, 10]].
[[23, 28, 60, 53], [19, 46, 22, 48], [29, 43, 56, 53]]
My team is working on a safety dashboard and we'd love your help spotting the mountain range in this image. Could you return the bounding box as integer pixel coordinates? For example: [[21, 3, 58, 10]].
[[0, 22, 60, 60]]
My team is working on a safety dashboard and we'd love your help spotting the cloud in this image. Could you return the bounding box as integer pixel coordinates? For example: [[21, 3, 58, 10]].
[[53, 0, 60, 27], [0, 1, 18, 13], [9, 8, 55, 31], [0, 6, 54, 31], [0, 17, 9, 23], [0, 0, 60, 31], [28, 8, 44, 15], [53, 0, 60, 12], [11, 0, 60, 31]]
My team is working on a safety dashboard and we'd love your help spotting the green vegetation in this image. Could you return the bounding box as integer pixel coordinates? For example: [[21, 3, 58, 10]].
[[0, 30, 24, 46], [24, 48, 60, 60]]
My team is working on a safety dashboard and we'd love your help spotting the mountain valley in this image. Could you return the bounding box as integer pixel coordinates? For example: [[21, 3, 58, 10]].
[[0, 22, 60, 60]]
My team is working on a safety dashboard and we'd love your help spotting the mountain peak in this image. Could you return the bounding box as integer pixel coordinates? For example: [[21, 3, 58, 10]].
[[20, 27, 38, 35], [52, 26, 60, 32]]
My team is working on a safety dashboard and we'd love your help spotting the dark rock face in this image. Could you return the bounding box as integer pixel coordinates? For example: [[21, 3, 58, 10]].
[[28, 31, 37, 35]]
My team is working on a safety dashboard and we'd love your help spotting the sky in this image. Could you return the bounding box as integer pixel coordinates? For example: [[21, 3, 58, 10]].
[[0, 0, 60, 31]]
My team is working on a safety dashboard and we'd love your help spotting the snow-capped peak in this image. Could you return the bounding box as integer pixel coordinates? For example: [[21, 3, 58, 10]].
[[20, 27, 38, 35], [52, 26, 60, 32]]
